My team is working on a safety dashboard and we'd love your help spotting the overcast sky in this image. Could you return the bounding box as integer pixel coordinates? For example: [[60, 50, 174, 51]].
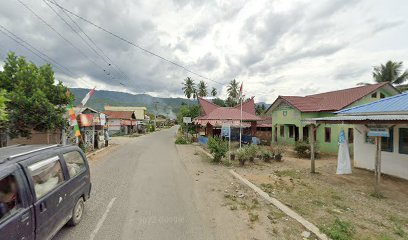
[[0, 0, 407, 103]]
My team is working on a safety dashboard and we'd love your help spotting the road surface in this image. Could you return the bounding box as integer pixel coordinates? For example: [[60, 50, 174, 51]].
[[55, 127, 214, 240]]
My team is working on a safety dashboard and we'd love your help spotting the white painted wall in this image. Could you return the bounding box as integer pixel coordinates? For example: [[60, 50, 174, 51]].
[[108, 119, 121, 132], [354, 124, 408, 180]]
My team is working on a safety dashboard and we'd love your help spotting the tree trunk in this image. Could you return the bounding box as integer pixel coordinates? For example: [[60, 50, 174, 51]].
[[310, 125, 316, 174], [374, 136, 382, 192]]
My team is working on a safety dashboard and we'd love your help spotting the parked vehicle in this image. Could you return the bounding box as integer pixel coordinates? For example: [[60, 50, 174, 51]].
[[0, 144, 91, 240]]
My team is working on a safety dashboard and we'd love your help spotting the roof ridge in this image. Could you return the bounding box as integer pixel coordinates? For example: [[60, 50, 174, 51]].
[[309, 82, 388, 97]]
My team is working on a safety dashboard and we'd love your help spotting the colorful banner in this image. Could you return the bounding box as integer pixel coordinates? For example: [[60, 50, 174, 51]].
[[67, 104, 81, 137]]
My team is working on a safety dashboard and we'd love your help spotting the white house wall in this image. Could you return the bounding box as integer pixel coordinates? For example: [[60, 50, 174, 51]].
[[354, 124, 408, 180]]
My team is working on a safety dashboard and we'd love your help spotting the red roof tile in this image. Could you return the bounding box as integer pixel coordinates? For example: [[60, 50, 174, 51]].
[[196, 97, 261, 121], [102, 111, 135, 119], [278, 82, 394, 112]]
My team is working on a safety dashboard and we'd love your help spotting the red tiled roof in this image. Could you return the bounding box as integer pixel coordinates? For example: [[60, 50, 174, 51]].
[[102, 111, 135, 119], [196, 97, 261, 121], [278, 82, 394, 112]]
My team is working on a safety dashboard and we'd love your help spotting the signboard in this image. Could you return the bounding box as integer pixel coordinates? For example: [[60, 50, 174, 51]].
[[100, 113, 106, 126], [78, 114, 93, 127], [183, 117, 192, 124], [221, 124, 231, 137], [367, 128, 389, 137]]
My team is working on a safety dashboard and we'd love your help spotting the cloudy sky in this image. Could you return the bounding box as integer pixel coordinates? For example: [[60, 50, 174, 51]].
[[0, 0, 407, 103]]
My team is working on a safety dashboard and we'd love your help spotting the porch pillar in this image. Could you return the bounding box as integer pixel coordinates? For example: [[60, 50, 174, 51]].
[[310, 124, 316, 173], [374, 136, 382, 191]]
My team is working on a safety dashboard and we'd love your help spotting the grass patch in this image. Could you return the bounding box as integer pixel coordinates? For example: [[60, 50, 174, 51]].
[[248, 212, 259, 222], [230, 205, 238, 211], [320, 218, 356, 240], [369, 191, 386, 199], [274, 170, 300, 179]]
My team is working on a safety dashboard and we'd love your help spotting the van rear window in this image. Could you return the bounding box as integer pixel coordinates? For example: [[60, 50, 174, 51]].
[[63, 151, 86, 178], [0, 175, 21, 221], [28, 156, 64, 199]]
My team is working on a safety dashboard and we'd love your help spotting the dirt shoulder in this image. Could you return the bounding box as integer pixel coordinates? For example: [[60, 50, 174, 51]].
[[176, 144, 311, 240]]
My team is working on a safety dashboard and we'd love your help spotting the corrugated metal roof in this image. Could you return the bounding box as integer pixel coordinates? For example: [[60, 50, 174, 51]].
[[335, 92, 408, 114], [302, 115, 408, 124]]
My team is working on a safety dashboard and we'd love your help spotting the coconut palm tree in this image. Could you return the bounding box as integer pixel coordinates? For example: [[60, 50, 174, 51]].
[[227, 79, 239, 100], [373, 61, 408, 85], [182, 77, 195, 99], [197, 80, 208, 97], [211, 87, 217, 97]]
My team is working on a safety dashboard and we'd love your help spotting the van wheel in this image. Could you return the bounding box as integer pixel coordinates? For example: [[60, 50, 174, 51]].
[[68, 198, 84, 226]]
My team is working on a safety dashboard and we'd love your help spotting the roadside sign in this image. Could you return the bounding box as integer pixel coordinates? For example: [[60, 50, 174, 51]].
[[221, 124, 231, 137], [183, 117, 192, 124], [368, 128, 389, 137]]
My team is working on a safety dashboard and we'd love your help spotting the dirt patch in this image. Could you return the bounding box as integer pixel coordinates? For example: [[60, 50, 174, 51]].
[[176, 144, 311, 240], [234, 153, 408, 240]]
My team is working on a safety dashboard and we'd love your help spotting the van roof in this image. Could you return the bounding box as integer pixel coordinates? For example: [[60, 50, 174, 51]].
[[0, 144, 70, 165]]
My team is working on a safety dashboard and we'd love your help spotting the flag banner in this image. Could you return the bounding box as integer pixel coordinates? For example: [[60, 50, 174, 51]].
[[67, 104, 81, 137], [336, 129, 351, 174], [80, 87, 95, 106], [239, 81, 243, 97]]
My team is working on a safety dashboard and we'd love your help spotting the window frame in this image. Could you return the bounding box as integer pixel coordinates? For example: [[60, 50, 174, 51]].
[[288, 126, 294, 138], [324, 127, 331, 143], [0, 172, 24, 223], [399, 128, 408, 155], [348, 128, 354, 143], [280, 125, 285, 137], [381, 127, 394, 153], [26, 156, 66, 200], [62, 151, 87, 179]]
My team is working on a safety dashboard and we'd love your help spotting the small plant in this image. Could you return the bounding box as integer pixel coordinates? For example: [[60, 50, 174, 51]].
[[271, 143, 287, 161], [248, 212, 259, 222], [175, 136, 189, 144], [320, 218, 356, 240], [230, 151, 236, 161], [370, 191, 386, 199], [294, 141, 310, 158], [207, 137, 228, 162], [261, 150, 274, 162], [237, 148, 248, 166], [246, 144, 258, 162], [230, 205, 238, 211]]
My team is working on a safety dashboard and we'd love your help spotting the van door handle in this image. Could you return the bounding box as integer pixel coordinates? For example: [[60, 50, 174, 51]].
[[21, 213, 30, 222], [39, 202, 47, 212]]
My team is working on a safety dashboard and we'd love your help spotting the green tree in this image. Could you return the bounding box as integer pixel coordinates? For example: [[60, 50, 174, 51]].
[[211, 87, 217, 97], [197, 80, 208, 97], [0, 90, 8, 129], [373, 61, 408, 85], [182, 77, 196, 100], [212, 98, 226, 107], [227, 79, 239, 100], [177, 104, 200, 132], [0, 52, 71, 138]]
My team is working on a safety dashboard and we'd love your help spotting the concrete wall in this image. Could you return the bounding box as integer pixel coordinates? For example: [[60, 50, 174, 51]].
[[7, 130, 61, 146], [354, 125, 408, 180]]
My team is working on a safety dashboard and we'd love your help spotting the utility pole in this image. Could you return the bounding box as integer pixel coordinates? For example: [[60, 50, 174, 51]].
[[153, 101, 159, 130]]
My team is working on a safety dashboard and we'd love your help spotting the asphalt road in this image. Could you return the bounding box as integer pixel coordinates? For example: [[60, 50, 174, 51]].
[[55, 127, 214, 240]]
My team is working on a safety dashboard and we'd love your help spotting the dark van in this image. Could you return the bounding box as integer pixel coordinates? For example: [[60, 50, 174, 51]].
[[0, 144, 91, 240]]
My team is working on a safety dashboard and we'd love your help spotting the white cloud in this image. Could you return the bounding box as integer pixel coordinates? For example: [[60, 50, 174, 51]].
[[0, 0, 407, 103]]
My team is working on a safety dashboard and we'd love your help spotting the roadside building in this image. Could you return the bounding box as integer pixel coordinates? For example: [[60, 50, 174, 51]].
[[266, 82, 399, 153], [194, 97, 262, 142], [256, 117, 272, 145], [102, 110, 137, 135], [303, 92, 408, 180], [104, 106, 147, 120], [75, 107, 107, 150]]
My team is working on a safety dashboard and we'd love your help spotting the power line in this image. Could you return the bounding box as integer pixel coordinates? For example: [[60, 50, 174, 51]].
[[16, 0, 109, 79], [0, 24, 92, 88], [50, 0, 130, 82], [45, 0, 224, 86]]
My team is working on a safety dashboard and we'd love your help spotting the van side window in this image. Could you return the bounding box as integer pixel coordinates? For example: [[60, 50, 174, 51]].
[[0, 175, 21, 221], [28, 156, 64, 199], [63, 151, 86, 178]]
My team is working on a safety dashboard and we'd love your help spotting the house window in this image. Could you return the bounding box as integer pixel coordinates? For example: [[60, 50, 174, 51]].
[[399, 128, 408, 154], [325, 127, 331, 143], [381, 127, 394, 152], [348, 128, 354, 143], [371, 92, 377, 98], [380, 93, 386, 99], [280, 125, 285, 137], [289, 126, 294, 138]]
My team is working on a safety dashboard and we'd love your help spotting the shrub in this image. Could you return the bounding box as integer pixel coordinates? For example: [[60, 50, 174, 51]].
[[237, 148, 248, 166], [262, 150, 274, 162], [207, 137, 228, 162], [175, 136, 188, 144], [246, 144, 259, 162], [271, 143, 287, 161], [294, 141, 310, 158], [320, 218, 356, 240]]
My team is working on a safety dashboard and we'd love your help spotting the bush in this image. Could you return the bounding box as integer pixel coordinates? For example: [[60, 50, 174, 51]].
[[207, 137, 228, 162], [175, 136, 189, 144], [237, 148, 248, 166], [261, 150, 274, 162], [246, 144, 258, 162], [320, 218, 356, 240], [294, 141, 310, 158], [271, 143, 287, 161]]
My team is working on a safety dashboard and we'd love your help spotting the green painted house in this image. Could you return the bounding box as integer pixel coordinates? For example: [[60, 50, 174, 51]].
[[266, 82, 399, 153]]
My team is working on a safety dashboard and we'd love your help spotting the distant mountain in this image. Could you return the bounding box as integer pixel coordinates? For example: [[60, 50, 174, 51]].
[[69, 88, 194, 119], [69, 88, 271, 118]]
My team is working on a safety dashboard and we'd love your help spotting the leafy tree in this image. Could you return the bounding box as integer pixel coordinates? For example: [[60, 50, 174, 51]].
[[0, 52, 71, 138], [177, 104, 200, 132], [212, 98, 226, 107], [227, 79, 239, 100], [197, 80, 208, 97], [225, 96, 237, 107], [182, 77, 196, 100], [373, 61, 408, 85], [207, 136, 228, 162], [0, 90, 8, 129], [211, 87, 217, 97], [255, 104, 266, 115]]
